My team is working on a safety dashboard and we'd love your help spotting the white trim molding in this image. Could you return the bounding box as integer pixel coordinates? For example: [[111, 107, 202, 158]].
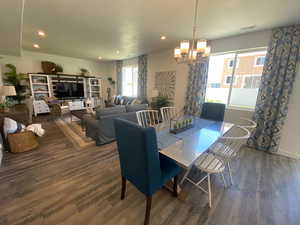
[[276, 149, 300, 159]]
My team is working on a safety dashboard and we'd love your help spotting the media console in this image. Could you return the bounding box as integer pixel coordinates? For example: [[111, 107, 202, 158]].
[[29, 73, 103, 116]]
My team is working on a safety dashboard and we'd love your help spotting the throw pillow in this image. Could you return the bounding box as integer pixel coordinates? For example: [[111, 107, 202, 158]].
[[115, 95, 121, 105], [3, 117, 25, 138], [131, 99, 142, 105]]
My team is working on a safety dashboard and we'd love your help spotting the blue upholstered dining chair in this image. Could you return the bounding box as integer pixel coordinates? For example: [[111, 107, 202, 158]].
[[114, 118, 182, 225], [201, 102, 226, 121]]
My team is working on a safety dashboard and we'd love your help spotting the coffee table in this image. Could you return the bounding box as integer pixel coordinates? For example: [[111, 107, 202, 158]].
[[70, 109, 95, 130]]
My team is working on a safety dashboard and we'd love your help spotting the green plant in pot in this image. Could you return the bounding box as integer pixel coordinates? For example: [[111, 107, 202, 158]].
[[150, 95, 172, 110], [80, 68, 89, 76], [3, 64, 27, 104], [55, 64, 63, 74], [0, 100, 13, 112], [107, 77, 116, 86]]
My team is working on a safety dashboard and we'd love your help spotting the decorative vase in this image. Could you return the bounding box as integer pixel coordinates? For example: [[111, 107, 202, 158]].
[[41, 61, 56, 74]]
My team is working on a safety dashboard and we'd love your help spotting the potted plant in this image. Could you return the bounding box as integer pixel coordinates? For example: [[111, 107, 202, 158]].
[[55, 64, 63, 74], [80, 68, 89, 76], [107, 77, 116, 86], [150, 96, 172, 110], [0, 100, 13, 113], [3, 64, 27, 104]]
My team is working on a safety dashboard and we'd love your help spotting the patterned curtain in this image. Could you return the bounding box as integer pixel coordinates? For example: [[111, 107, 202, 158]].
[[184, 58, 209, 115], [116, 60, 123, 95], [138, 54, 148, 98], [248, 25, 300, 152]]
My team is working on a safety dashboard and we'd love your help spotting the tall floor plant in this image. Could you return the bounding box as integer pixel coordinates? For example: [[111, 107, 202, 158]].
[[3, 64, 27, 104]]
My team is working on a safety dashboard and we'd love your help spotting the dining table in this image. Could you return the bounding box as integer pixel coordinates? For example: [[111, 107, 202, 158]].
[[156, 116, 234, 185]]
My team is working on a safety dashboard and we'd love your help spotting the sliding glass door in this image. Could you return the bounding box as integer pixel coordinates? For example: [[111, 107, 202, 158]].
[[205, 49, 267, 110]]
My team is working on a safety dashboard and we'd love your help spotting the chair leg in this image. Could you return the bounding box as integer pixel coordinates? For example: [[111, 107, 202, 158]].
[[144, 196, 152, 225], [121, 177, 126, 200], [180, 167, 192, 185], [207, 174, 212, 208], [221, 172, 227, 188], [173, 175, 178, 197], [227, 162, 233, 185]]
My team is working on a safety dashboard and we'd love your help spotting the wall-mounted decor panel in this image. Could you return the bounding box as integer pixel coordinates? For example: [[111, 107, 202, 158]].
[[155, 71, 176, 101]]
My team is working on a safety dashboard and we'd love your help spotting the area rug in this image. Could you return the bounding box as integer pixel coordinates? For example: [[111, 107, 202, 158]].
[[55, 117, 95, 149]]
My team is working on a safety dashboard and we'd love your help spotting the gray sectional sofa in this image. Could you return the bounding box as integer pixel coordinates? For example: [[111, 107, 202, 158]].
[[84, 104, 148, 145]]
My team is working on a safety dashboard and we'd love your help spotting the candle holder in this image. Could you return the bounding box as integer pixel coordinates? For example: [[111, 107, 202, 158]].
[[169, 117, 194, 134]]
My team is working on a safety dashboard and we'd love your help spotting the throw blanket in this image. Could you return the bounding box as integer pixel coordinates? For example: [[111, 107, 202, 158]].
[[26, 124, 45, 137]]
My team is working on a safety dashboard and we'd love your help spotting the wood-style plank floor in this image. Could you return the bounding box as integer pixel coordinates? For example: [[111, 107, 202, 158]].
[[0, 120, 300, 225]]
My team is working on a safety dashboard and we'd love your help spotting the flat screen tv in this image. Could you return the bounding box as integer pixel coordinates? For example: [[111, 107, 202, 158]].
[[55, 82, 84, 99]]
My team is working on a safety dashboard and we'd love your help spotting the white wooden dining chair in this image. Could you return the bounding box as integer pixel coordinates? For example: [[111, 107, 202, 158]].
[[136, 110, 160, 128], [209, 125, 251, 185], [160, 107, 177, 122], [184, 152, 227, 208]]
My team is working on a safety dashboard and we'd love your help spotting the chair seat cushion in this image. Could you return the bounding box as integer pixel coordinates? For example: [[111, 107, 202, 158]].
[[159, 154, 182, 184]]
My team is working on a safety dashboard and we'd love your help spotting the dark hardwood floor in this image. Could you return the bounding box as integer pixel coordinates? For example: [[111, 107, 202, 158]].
[[0, 120, 299, 225]]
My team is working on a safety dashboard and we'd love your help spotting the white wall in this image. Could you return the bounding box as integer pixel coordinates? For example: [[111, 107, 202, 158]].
[[147, 49, 188, 111], [277, 63, 300, 159], [106, 61, 117, 96], [210, 30, 272, 54], [0, 50, 109, 75], [0, 50, 113, 100]]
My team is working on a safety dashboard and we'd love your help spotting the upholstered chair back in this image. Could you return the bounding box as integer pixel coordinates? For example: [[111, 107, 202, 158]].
[[114, 118, 162, 196], [201, 102, 226, 121]]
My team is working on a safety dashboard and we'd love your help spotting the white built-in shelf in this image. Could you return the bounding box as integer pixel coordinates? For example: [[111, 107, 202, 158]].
[[34, 91, 49, 93], [88, 78, 102, 108], [29, 74, 52, 100], [32, 83, 48, 85]]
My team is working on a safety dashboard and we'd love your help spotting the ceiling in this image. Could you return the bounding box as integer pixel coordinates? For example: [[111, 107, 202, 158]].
[[0, 0, 23, 56], [1, 0, 300, 61]]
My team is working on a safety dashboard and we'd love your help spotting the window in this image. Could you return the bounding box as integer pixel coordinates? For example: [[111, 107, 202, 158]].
[[228, 59, 234, 68], [209, 83, 220, 88], [255, 56, 265, 66], [205, 50, 267, 110], [228, 59, 239, 68], [122, 66, 138, 97], [243, 75, 261, 88], [224, 76, 236, 85]]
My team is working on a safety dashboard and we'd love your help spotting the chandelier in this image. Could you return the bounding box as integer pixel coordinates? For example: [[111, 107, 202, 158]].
[[174, 0, 211, 64]]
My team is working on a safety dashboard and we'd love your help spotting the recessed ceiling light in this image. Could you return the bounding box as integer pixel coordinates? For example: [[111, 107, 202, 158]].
[[160, 35, 166, 40], [33, 44, 40, 48], [116, 50, 120, 54], [37, 30, 46, 37], [98, 56, 102, 60]]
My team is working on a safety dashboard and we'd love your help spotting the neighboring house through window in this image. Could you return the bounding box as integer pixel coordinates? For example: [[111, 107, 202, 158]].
[[228, 59, 239, 68], [224, 75, 236, 85], [255, 56, 266, 66], [205, 50, 267, 109], [243, 75, 261, 88]]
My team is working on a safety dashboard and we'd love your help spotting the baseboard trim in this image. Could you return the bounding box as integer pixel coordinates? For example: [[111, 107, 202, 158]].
[[276, 149, 300, 159]]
